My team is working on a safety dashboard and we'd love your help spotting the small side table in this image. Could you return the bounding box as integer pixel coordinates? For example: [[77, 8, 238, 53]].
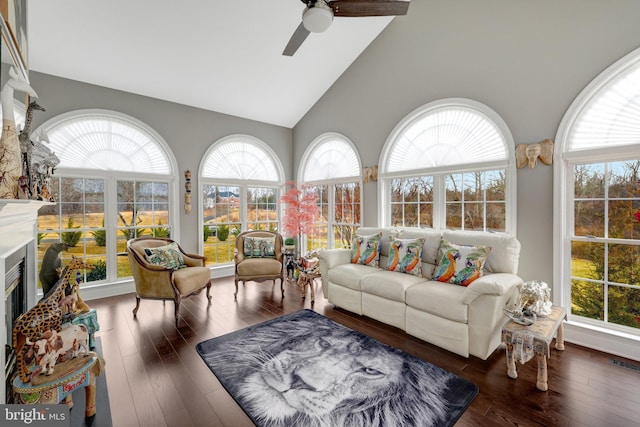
[[502, 305, 566, 391]]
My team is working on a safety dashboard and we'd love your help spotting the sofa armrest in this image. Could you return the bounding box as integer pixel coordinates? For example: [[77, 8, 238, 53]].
[[317, 248, 352, 269], [462, 273, 523, 304], [317, 249, 352, 299]]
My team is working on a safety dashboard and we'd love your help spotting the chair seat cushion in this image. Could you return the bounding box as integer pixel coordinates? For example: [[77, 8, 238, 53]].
[[236, 257, 282, 277], [173, 266, 210, 295]]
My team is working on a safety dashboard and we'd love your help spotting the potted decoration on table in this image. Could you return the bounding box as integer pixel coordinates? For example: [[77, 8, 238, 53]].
[[284, 237, 296, 252], [279, 181, 320, 258]]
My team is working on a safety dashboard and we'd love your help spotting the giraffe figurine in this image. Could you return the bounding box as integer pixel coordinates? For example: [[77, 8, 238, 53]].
[[12, 256, 95, 382], [71, 269, 92, 313], [18, 100, 46, 199]]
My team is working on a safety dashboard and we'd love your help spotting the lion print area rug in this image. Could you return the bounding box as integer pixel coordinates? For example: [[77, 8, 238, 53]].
[[196, 310, 478, 427]]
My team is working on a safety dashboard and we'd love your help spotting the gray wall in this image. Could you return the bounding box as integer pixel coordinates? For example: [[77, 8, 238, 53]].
[[28, 0, 640, 285], [293, 0, 640, 284], [29, 71, 293, 253]]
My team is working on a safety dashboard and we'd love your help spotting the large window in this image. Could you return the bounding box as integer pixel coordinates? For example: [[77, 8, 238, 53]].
[[300, 133, 362, 250], [556, 47, 640, 335], [200, 135, 283, 266], [36, 110, 177, 287], [380, 99, 515, 233]]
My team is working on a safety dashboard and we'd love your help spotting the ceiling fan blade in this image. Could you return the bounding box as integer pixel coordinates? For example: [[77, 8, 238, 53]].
[[282, 22, 311, 56], [329, 0, 410, 17]]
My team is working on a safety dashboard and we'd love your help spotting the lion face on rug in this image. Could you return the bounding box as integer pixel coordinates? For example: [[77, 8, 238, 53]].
[[202, 318, 453, 427], [239, 328, 404, 423]]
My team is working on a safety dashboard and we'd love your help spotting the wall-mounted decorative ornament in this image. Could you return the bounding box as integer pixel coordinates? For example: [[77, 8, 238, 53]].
[[515, 139, 554, 169], [0, 66, 38, 198], [184, 170, 192, 213], [363, 165, 378, 183]]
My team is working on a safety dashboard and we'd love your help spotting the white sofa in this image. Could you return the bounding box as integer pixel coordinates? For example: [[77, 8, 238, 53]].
[[317, 227, 523, 360]]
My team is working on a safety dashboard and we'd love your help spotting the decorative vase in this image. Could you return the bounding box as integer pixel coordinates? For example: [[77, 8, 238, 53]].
[[0, 121, 21, 198]]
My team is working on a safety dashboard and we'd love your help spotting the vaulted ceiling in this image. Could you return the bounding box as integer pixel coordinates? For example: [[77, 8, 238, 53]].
[[28, 1, 398, 128]]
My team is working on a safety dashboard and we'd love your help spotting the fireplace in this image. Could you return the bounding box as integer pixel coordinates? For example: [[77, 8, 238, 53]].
[[4, 245, 26, 403], [0, 200, 50, 404]]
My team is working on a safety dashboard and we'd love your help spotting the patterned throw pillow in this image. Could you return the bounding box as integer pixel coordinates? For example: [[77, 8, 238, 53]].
[[433, 240, 492, 286], [144, 242, 186, 270], [243, 236, 276, 258], [386, 237, 424, 276], [350, 233, 382, 267]]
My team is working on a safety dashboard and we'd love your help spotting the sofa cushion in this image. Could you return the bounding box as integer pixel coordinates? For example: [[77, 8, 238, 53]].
[[386, 237, 424, 276], [442, 230, 520, 274], [328, 263, 379, 291], [433, 240, 492, 286], [405, 281, 468, 323], [360, 270, 425, 302], [350, 232, 382, 267], [355, 227, 399, 259], [397, 228, 442, 265]]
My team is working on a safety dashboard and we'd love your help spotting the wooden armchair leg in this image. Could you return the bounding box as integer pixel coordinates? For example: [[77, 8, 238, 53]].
[[234, 279, 239, 299], [132, 296, 141, 317], [206, 281, 212, 301], [174, 297, 181, 325]]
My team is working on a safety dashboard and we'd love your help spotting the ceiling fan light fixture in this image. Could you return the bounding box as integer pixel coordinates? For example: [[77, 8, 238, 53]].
[[302, 3, 334, 33]]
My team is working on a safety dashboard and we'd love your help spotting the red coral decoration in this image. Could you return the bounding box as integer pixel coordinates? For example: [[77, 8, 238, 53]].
[[279, 181, 320, 250]]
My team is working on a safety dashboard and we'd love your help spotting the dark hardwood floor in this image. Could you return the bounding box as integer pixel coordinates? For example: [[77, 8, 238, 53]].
[[88, 276, 640, 427]]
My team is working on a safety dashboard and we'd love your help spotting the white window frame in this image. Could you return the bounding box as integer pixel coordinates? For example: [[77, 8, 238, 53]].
[[35, 110, 179, 297], [298, 133, 363, 250], [554, 47, 640, 359], [198, 134, 285, 263], [379, 98, 516, 233]]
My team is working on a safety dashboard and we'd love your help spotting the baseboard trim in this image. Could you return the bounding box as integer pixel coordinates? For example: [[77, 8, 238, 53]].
[[564, 321, 640, 362]]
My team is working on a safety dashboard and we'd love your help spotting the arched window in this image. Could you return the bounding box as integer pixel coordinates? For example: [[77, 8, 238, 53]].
[[380, 98, 516, 233], [300, 133, 362, 250], [200, 135, 284, 265], [36, 110, 177, 287], [555, 47, 640, 337]]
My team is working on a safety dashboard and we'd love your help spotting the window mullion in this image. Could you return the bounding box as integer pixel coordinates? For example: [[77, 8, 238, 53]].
[[434, 175, 445, 230], [328, 185, 336, 248], [105, 177, 118, 281]]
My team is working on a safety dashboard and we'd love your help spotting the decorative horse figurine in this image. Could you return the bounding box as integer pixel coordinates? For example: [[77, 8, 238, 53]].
[[12, 256, 94, 382]]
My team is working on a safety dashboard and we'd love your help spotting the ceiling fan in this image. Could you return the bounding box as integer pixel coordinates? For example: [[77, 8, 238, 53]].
[[282, 0, 411, 56]]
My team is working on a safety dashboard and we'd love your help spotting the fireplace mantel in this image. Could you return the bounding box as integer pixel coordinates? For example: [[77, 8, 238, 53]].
[[0, 199, 52, 403]]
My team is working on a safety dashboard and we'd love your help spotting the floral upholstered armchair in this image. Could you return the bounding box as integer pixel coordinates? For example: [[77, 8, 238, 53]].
[[234, 230, 284, 299]]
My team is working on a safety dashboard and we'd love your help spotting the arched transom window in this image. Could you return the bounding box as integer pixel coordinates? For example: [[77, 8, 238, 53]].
[[380, 98, 515, 233], [200, 135, 284, 265], [300, 133, 362, 250]]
